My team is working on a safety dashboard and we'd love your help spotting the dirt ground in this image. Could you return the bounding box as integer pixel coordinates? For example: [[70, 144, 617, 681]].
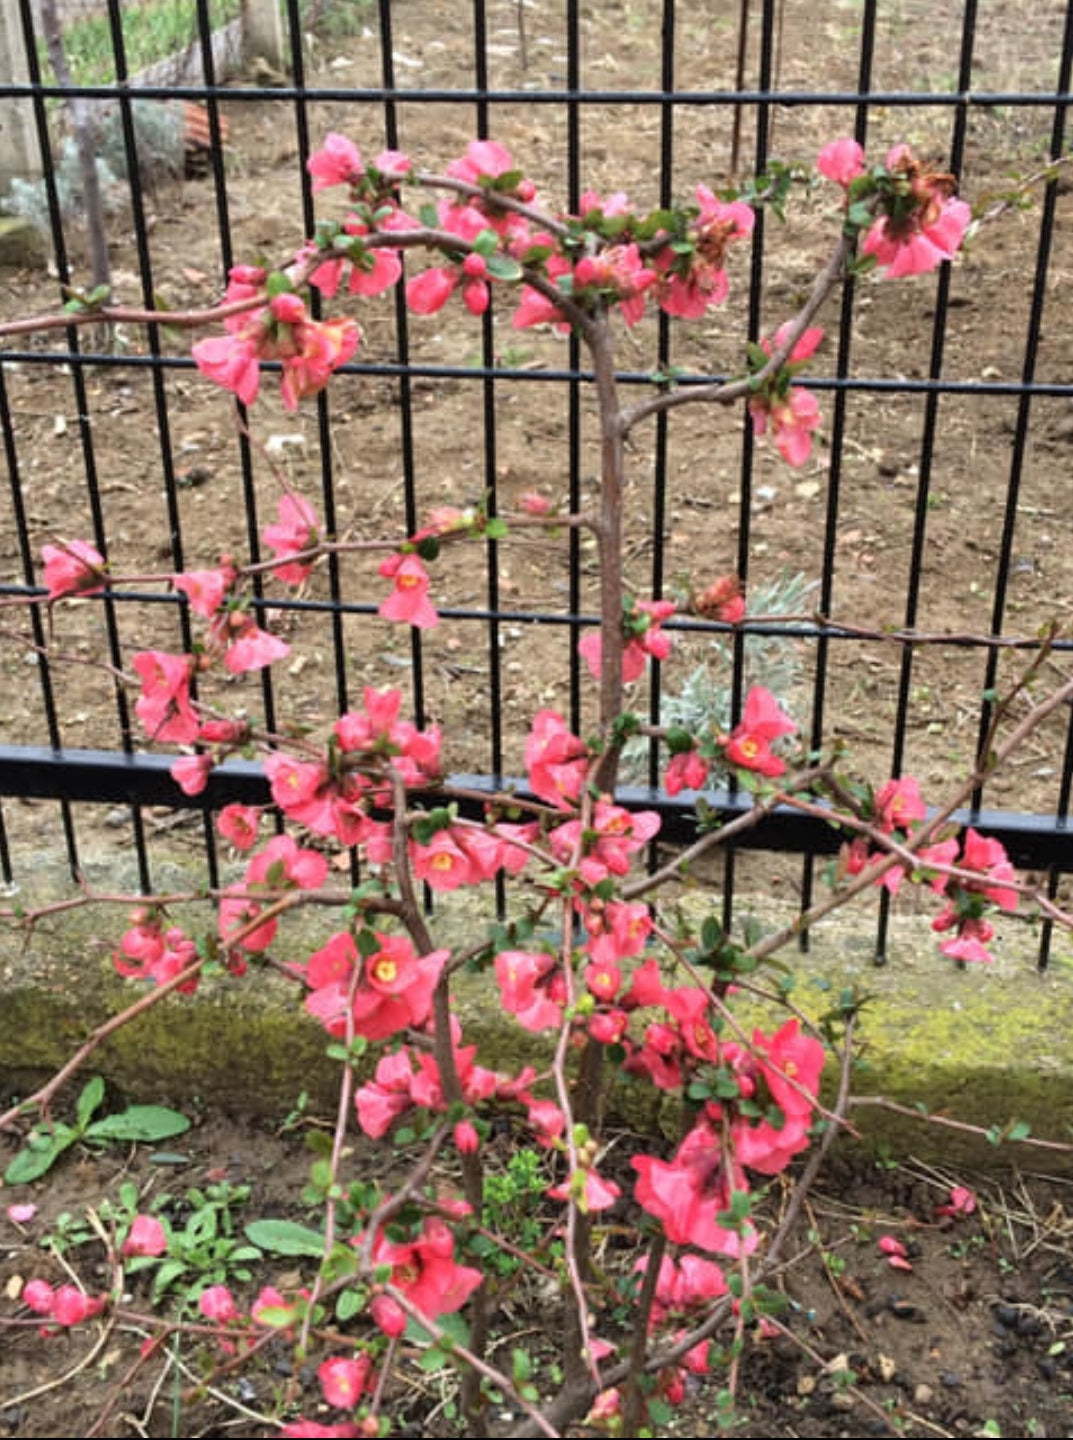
[[2, 1102, 1073, 1439], [3, 2, 1073, 1435]]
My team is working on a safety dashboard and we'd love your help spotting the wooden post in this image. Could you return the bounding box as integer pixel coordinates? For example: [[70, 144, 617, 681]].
[[0, 0, 44, 189], [242, 0, 285, 70]]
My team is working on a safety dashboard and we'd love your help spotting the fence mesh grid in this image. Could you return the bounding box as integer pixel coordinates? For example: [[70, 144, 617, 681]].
[[1, 0, 1072, 964]]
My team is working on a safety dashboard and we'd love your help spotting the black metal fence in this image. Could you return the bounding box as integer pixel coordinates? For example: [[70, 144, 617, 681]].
[[2, 0, 1073, 964]]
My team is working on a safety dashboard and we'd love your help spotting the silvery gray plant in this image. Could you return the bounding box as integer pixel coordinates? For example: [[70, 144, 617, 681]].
[[620, 569, 818, 785]]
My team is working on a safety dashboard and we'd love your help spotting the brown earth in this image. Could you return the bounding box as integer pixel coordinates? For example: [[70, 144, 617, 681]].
[[1, 1101, 1073, 1438]]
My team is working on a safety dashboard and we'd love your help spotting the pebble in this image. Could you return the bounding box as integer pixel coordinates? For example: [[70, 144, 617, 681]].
[[914, 1383, 935, 1405]]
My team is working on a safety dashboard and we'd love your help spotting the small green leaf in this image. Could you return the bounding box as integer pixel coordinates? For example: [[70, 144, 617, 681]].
[[76, 1077, 106, 1130], [4, 1126, 77, 1184], [244, 1220, 327, 1257], [484, 516, 509, 540], [484, 252, 523, 281], [88, 1107, 190, 1143]]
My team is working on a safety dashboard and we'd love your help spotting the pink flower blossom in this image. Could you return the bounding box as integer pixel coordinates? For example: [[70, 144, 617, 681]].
[[22, 1279, 55, 1314], [41, 539, 106, 599], [721, 685, 796, 777], [305, 931, 449, 1042], [132, 650, 200, 744], [199, 1284, 239, 1322], [122, 1215, 168, 1257], [378, 553, 439, 629], [655, 190, 754, 318], [862, 145, 970, 278], [217, 804, 263, 851], [817, 137, 866, 187], [525, 709, 589, 810], [935, 1185, 976, 1219], [307, 132, 365, 192], [453, 1120, 480, 1154], [171, 753, 211, 796], [263, 494, 320, 585], [318, 1354, 373, 1409], [173, 563, 236, 618], [495, 949, 565, 1033]]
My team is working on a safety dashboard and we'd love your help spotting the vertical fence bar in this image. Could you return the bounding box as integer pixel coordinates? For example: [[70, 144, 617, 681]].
[[798, 0, 878, 952]]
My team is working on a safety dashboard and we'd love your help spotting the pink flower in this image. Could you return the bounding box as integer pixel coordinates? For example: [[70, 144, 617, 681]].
[[817, 137, 866, 187], [750, 386, 821, 466], [664, 748, 710, 796], [122, 1215, 168, 1257], [525, 709, 589, 810], [633, 1120, 757, 1257], [318, 1354, 373, 1409], [721, 686, 796, 778], [548, 1166, 622, 1213], [453, 1120, 480, 1154], [217, 804, 263, 851], [368, 1216, 483, 1330], [655, 190, 754, 318], [218, 615, 290, 674], [378, 553, 439, 629], [305, 931, 449, 1042], [263, 494, 320, 585], [173, 563, 236, 618], [6, 1202, 37, 1225], [132, 650, 200, 744], [307, 132, 365, 191], [22, 1279, 55, 1314], [52, 1285, 102, 1326], [41, 539, 106, 599], [192, 332, 261, 405], [875, 775, 927, 832], [935, 1185, 976, 1219], [171, 753, 212, 796], [199, 1285, 239, 1322], [748, 323, 825, 467], [579, 598, 677, 683], [862, 145, 970, 278], [495, 950, 564, 1033], [878, 1235, 913, 1271]]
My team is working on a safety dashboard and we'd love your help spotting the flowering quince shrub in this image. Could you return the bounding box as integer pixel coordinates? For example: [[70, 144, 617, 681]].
[[3, 132, 1064, 1437]]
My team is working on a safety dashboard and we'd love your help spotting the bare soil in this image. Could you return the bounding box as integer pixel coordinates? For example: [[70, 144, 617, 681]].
[[2, 1102, 1073, 1438]]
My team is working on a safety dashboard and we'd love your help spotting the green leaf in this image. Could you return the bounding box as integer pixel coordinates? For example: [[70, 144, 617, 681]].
[[1007, 1119, 1032, 1142], [484, 516, 509, 540], [415, 535, 440, 562], [417, 1347, 451, 1372], [244, 1219, 327, 1258], [485, 252, 523, 282], [4, 1125, 77, 1184], [336, 1288, 366, 1322], [88, 1106, 190, 1143], [76, 1076, 106, 1130], [265, 271, 293, 298]]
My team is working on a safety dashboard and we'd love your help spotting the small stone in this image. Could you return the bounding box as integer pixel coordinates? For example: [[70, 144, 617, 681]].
[[914, 1383, 935, 1405], [877, 1353, 897, 1383], [797, 1374, 817, 1397], [940, 1372, 964, 1388], [830, 1392, 855, 1411]]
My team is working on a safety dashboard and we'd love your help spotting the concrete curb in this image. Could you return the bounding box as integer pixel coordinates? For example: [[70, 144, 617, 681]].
[[1, 853, 1070, 1173]]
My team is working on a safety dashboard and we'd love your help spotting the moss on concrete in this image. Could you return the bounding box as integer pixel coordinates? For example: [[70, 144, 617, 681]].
[[1, 852, 1070, 1170]]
